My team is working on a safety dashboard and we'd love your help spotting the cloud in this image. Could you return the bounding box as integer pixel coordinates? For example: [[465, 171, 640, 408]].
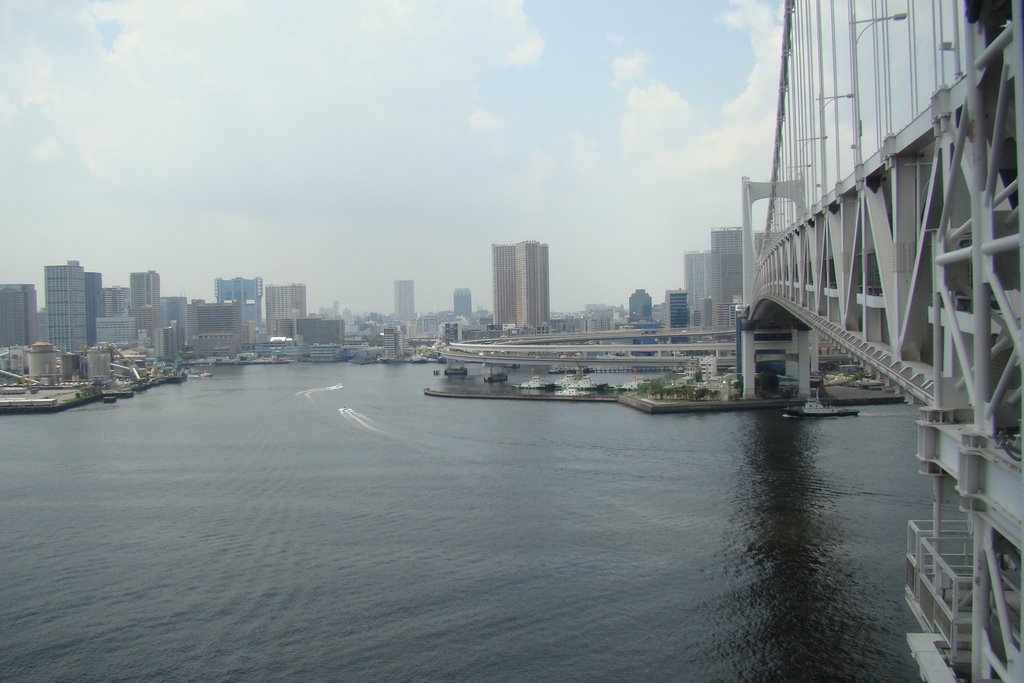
[[611, 50, 650, 89], [607, 32, 625, 46], [505, 34, 544, 67], [469, 106, 502, 132], [31, 138, 63, 164]]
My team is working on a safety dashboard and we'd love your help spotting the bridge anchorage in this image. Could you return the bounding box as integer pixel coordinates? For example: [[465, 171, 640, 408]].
[[742, 2, 1023, 681]]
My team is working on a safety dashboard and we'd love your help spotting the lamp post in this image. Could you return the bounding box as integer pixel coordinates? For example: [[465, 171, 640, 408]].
[[849, 12, 907, 169], [816, 93, 853, 189]]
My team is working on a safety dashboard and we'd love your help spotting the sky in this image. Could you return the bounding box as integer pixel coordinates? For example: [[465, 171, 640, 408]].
[[0, 0, 782, 315]]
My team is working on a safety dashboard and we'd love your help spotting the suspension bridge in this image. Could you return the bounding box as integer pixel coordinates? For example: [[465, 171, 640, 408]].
[[739, 2, 1022, 681]]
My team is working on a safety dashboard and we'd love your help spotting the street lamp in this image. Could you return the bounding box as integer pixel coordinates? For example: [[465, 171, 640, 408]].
[[816, 93, 853, 189], [850, 12, 908, 167]]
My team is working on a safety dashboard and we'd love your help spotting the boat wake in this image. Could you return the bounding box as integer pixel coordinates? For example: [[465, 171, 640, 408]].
[[295, 383, 344, 401], [338, 407, 386, 435]]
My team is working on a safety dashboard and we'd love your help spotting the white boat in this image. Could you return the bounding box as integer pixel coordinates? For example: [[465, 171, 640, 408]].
[[516, 373, 550, 390], [783, 390, 858, 418]]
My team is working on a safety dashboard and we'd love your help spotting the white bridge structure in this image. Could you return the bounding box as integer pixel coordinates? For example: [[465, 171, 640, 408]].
[[740, 1, 1022, 681]]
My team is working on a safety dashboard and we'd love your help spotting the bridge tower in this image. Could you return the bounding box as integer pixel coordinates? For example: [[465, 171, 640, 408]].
[[743, 1, 1023, 681]]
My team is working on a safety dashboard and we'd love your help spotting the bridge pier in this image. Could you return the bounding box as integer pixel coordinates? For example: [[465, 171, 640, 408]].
[[740, 320, 756, 399], [796, 328, 810, 398]]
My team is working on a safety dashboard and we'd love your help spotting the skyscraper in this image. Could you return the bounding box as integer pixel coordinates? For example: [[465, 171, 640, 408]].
[[45, 260, 87, 351], [129, 270, 161, 310], [453, 288, 472, 319], [0, 284, 39, 346], [215, 276, 264, 335], [491, 244, 517, 326], [265, 284, 307, 337], [709, 227, 743, 326], [84, 272, 102, 347], [394, 280, 415, 323], [492, 240, 549, 329], [683, 251, 708, 308], [628, 289, 652, 323]]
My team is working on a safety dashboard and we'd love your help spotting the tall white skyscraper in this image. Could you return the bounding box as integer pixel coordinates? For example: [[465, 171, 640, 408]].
[[394, 280, 415, 323], [265, 283, 307, 337], [492, 240, 549, 329], [45, 260, 87, 351]]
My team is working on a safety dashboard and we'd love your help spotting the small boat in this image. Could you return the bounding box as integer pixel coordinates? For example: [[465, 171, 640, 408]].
[[783, 390, 858, 418]]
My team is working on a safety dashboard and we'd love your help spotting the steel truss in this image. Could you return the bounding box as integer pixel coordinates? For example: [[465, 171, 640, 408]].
[[743, 1, 1023, 680]]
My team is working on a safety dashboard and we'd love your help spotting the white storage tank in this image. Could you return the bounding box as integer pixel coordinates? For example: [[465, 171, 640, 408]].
[[27, 342, 58, 379]]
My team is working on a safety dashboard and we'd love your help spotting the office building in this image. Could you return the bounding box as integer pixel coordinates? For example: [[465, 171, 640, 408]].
[[628, 289, 653, 323], [160, 296, 189, 340], [265, 284, 307, 337], [293, 317, 345, 345], [100, 286, 129, 317], [45, 260, 87, 351], [684, 251, 708, 318], [215, 276, 263, 336], [665, 289, 690, 328], [85, 271, 102, 347], [394, 280, 415, 323], [0, 284, 39, 347], [129, 270, 160, 310], [492, 240, 549, 329], [96, 316, 137, 345], [709, 227, 743, 326], [453, 288, 472, 319], [190, 301, 243, 357]]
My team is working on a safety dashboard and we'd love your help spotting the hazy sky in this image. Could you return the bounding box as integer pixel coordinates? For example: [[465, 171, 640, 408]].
[[1, 0, 781, 314]]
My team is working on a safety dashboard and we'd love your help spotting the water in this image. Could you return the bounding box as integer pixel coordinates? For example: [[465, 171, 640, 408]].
[[1, 363, 929, 681]]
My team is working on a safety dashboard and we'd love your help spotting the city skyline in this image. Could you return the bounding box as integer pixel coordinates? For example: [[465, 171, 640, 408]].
[[0, 1, 780, 313]]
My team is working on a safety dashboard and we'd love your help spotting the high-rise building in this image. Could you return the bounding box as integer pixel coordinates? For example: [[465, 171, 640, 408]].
[[0, 284, 39, 346], [215, 276, 264, 335], [491, 244, 517, 326], [160, 296, 189, 340], [394, 280, 415, 323], [684, 251, 708, 313], [665, 289, 690, 328], [45, 260, 87, 351], [129, 270, 161, 310], [85, 272, 102, 347], [628, 289, 652, 323], [100, 286, 129, 317], [129, 270, 161, 344], [265, 284, 307, 337], [514, 241, 549, 329], [453, 288, 472, 319], [709, 227, 743, 326], [492, 240, 549, 329]]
